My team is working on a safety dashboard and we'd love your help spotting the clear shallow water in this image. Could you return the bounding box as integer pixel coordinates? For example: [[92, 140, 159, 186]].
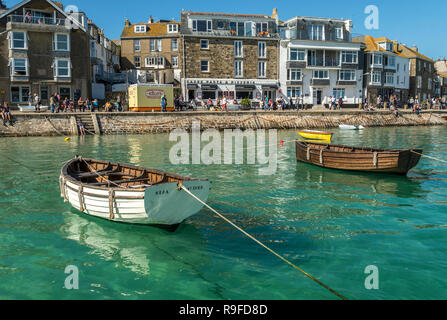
[[0, 126, 446, 300]]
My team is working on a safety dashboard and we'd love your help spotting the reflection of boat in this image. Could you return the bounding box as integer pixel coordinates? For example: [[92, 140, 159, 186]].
[[339, 124, 364, 130], [61, 211, 208, 277], [60, 157, 210, 226], [296, 141, 423, 175], [298, 130, 333, 143]]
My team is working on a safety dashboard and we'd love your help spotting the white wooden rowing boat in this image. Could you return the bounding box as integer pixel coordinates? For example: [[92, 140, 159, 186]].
[[60, 157, 210, 227], [19, 105, 49, 112], [339, 124, 365, 130]]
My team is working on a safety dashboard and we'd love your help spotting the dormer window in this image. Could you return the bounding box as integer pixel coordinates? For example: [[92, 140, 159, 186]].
[[134, 25, 147, 33], [168, 24, 178, 33], [192, 20, 212, 32], [335, 27, 343, 40]]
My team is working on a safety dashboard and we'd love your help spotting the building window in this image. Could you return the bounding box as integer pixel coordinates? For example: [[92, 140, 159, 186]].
[[258, 61, 266, 78], [59, 86, 72, 100], [385, 72, 394, 84], [385, 56, 396, 67], [339, 70, 355, 81], [372, 54, 383, 66], [134, 56, 141, 68], [200, 39, 209, 50], [290, 48, 305, 61], [335, 27, 343, 40], [313, 70, 329, 79], [417, 76, 422, 88], [134, 25, 147, 33], [255, 22, 268, 35], [150, 39, 162, 52], [134, 39, 141, 52], [428, 78, 432, 90], [234, 41, 243, 58], [145, 57, 165, 67], [287, 87, 301, 98], [54, 33, 69, 51], [9, 31, 27, 49], [234, 60, 243, 77], [258, 42, 266, 58], [171, 38, 178, 51], [341, 51, 358, 64], [172, 55, 178, 68], [200, 60, 209, 72], [333, 88, 345, 99], [230, 22, 245, 36], [287, 69, 302, 81], [168, 24, 178, 33], [10, 85, 30, 103], [54, 59, 71, 77], [192, 20, 212, 32], [308, 24, 324, 40], [10, 58, 28, 76], [372, 71, 381, 84]]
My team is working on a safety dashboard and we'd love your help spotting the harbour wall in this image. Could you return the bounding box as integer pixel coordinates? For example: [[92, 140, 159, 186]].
[[1, 110, 446, 137]]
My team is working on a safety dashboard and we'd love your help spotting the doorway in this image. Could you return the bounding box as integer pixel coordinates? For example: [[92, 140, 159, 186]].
[[313, 89, 322, 105], [40, 86, 49, 106]]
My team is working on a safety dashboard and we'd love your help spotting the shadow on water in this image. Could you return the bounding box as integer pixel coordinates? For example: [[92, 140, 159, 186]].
[[295, 162, 426, 199], [60, 210, 228, 299]]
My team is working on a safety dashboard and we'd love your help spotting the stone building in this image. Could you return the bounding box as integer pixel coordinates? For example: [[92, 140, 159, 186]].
[[180, 10, 280, 104], [279, 16, 362, 108], [120, 17, 182, 92], [353, 36, 410, 105], [397, 43, 436, 102], [0, 0, 92, 107], [434, 59, 447, 100]]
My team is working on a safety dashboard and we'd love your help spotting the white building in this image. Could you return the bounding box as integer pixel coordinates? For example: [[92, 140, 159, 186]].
[[279, 17, 363, 107]]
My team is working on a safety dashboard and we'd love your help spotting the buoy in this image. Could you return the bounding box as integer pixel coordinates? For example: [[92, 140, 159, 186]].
[[65, 137, 70, 141], [280, 140, 284, 146]]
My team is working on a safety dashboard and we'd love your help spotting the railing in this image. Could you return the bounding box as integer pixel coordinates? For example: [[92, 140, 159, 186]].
[[8, 14, 65, 26], [95, 71, 127, 83], [191, 29, 280, 39], [308, 58, 340, 67]]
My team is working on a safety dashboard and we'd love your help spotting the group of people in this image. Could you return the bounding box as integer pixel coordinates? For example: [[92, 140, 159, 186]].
[[0, 102, 12, 126], [328, 96, 344, 110], [48, 93, 101, 113]]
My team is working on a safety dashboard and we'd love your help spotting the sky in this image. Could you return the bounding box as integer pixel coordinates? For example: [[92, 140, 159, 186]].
[[4, 0, 447, 60]]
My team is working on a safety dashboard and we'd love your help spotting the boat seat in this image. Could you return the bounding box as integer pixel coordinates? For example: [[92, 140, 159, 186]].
[[88, 178, 151, 187]]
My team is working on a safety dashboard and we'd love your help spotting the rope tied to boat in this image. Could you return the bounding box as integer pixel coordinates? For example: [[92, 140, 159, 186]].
[[411, 151, 447, 164], [179, 184, 348, 301]]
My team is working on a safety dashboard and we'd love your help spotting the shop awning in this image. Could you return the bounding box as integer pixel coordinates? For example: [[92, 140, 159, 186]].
[[235, 85, 256, 90], [187, 84, 198, 89], [201, 84, 218, 90], [261, 85, 278, 90]]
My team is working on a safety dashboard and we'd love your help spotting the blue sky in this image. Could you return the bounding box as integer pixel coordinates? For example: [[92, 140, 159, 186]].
[[5, 0, 447, 59]]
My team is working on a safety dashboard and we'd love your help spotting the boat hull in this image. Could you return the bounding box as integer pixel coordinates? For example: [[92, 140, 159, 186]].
[[298, 130, 333, 143], [296, 141, 422, 175]]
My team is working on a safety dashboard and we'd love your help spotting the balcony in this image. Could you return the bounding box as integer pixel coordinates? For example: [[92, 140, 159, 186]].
[[311, 78, 330, 86], [95, 71, 127, 84], [308, 58, 340, 68], [7, 15, 67, 32]]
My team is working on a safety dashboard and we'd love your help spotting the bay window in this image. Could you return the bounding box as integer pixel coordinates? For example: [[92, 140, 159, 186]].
[[339, 70, 356, 81], [10, 58, 28, 76], [341, 51, 358, 64], [290, 48, 305, 61], [313, 70, 329, 79]]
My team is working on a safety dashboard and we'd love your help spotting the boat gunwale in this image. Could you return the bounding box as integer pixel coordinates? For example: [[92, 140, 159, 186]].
[[61, 157, 208, 193], [295, 140, 421, 155]]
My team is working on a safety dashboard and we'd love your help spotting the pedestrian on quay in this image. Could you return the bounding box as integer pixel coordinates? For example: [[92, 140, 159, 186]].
[[222, 95, 228, 112], [92, 99, 99, 112], [28, 92, 33, 107], [338, 97, 343, 110], [1, 102, 12, 126], [86, 98, 92, 112], [50, 94, 56, 113], [77, 97, 85, 112], [34, 93, 41, 112]]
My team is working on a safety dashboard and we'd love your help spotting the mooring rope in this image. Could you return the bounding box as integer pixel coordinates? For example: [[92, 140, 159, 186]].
[[179, 184, 348, 300], [411, 151, 447, 164]]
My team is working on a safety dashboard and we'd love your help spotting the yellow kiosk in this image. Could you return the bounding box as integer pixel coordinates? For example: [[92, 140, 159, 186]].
[[128, 84, 174, 112]]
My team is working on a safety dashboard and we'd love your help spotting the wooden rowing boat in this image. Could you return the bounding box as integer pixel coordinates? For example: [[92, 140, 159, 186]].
[[296, 141, 423, 175], [59, 157, 210, 226], [298, 130, 333, 143], [339, 124, 364, 130]]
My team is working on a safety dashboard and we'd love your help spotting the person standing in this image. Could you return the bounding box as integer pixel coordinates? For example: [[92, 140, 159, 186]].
[[338, 97, 343, 110], [34, 93, 41, 112], [50, 94, 56, 113], [222, 95, 227, 112]]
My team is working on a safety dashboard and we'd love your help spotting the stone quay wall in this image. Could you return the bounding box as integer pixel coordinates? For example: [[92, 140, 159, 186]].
[[1, 110, 446, 137]]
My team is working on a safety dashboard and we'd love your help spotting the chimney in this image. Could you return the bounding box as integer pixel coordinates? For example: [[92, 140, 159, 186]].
[[52, 1, 64, 10], [148, 16, 154, 24], [412, 45, 418, 52], [125, 19, 131, 27], [0, 0, 7, 9]]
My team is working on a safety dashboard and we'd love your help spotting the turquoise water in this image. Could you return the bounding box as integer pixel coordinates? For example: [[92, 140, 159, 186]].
[[0, 126, 446, 300]]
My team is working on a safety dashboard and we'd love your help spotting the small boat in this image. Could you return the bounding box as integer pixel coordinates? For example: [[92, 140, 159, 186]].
[[298, 130, 333, 143], [296, 141, 423, 175], [339, 124, 364, 130], [19, 105, 49, 112], [60, 157, 210, 226]]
